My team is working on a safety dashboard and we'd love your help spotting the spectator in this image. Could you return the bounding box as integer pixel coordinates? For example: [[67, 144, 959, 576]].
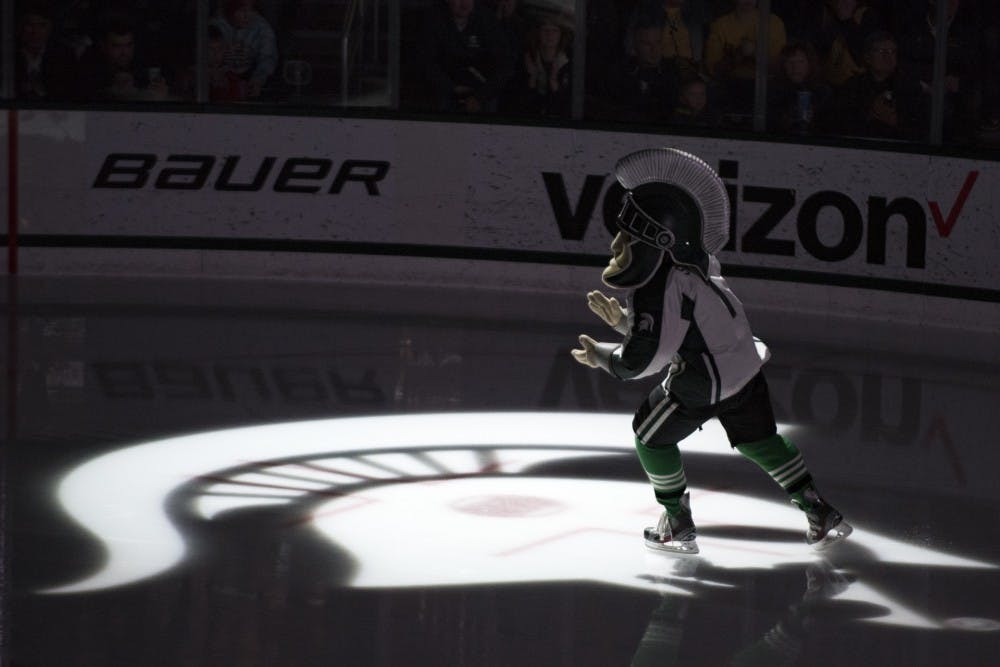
[[897, 0, 981, 143], [208, 24, 248, 102], [210, 0, 278, 99], [15, 2, 78, 100], [503, 12, 573, 117], [817, 0, 881, 86], [147, 3, 200, 99], [494, 0, 530, 62], [51, 0, 97, 58], [76, 15, 170, 101], [606, 23, 681, 122], [494, 0, 531, 112], [626, 0, 705, 80], [832, 30, 925, 139], [768, 41, 832, 134], [416, 0, 514, 113], [671, 74, 720, 126], [704, 0, 787, 119], [659, 0, 705, 72]]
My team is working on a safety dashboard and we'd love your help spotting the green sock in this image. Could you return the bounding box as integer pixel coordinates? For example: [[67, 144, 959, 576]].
[[634, 436, 687, 515], [735, 433, 813, 499]]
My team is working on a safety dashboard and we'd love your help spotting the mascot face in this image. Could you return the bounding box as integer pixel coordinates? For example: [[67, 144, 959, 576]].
[[602, 232, 633, 281], [601, 231, 665, 289]]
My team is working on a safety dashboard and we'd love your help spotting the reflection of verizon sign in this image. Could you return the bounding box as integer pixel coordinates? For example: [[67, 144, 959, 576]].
[[92, 153, 390, 194], [544, 162, 981, 269]]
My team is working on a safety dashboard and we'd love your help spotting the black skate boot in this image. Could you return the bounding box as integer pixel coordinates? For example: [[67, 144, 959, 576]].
[[644, 492, 699, 554], [792, 486, 852, 550]]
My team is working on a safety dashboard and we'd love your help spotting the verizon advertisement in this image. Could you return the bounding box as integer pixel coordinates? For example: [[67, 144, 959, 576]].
[[13, 110, 1000, 304]]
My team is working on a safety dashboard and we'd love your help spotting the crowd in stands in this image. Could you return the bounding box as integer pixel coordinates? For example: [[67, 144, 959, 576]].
[[12, 0, 277, 103], [9, 0, 1000, 145], [413, 0, 1000, 144]]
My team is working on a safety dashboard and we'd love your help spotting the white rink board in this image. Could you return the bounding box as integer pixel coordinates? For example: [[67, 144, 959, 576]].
[[12, 110, 1000, 330]]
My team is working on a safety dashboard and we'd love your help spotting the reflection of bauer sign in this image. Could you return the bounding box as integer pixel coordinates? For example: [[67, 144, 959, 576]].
[[619, 193, 676, 250]]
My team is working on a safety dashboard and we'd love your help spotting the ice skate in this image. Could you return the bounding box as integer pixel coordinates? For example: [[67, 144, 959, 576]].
[[793, 487, 853, 550], [644, 492, 699, 555]]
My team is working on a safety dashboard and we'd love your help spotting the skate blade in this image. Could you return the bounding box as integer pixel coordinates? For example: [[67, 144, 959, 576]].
[[811, 521, 853, 551], [645, 538, 700, 555]]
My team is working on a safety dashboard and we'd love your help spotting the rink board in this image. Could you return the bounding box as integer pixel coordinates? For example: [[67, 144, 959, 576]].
[[10, 110, 1000, 330]]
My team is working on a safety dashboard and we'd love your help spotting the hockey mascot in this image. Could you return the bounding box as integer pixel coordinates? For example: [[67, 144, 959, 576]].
[[571, 147, 851, 553]]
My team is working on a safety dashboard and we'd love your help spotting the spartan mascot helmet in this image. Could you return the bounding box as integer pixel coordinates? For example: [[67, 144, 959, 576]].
[[602, 148, 730, 288]]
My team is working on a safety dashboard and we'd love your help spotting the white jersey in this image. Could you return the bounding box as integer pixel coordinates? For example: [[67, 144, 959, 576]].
[[606, 256, 764, 406]]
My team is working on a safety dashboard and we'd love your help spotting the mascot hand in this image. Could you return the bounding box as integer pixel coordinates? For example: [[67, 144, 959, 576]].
[[571, 334, 600, 368], [587, 291, 626, 329]]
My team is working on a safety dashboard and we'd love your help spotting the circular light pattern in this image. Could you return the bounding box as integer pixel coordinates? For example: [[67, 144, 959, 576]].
[[41, 411, 999, 632], [44, 412, 645, 594]]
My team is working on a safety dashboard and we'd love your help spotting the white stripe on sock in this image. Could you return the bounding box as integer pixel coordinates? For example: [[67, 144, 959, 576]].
[[769, 454, 803, 479], [650, 477, 687, 493], [775, 462, 807, 487], [647, 470, 686, 485], [647, 467, 685, 481]]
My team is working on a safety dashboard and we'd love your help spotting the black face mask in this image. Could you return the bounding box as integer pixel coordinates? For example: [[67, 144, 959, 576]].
[[614, 183, 711, 280], [617, 192, 677, 252]]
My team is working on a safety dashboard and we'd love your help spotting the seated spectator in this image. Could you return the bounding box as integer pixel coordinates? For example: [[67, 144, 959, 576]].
[[502, 12, 573, 117], [768, 41, 832, 134], [210, 0, 278, 99], [207, 24, 248, 102], [494, 0, 530, 62], [15, 1, 77, 100], [49, 0, 94, 58], [817, 0, 881, 86], [832, 31, 925, 139], [671, 75, 720, 126], [704, 0, 787, 118], [146, 4, 199, 101], [897, 0, 981, 143], [76, 16, 171, 101], [625, 0, 704, 80], [605, 23, 680, 122], [416, 0, 514, 113]]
